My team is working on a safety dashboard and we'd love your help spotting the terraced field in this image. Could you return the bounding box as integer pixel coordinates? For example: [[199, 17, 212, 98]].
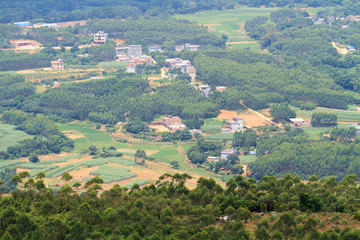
[[175, 7, 278, 50]]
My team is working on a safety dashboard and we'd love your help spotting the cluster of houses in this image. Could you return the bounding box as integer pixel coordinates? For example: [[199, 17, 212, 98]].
[[207, 148, 256, 163], [149, 115, 203, 135], [175, 43, 200, 52], [165, 58, 197, 81], [14, 21, 59, 28], [192, 84, 227, 97]]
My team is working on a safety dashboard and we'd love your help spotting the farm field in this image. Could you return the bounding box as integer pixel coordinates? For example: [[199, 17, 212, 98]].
[[175, 7, 278, 50], [217, 109, 270, 127], [3, 121, 228, 190], [0, 124, 33, 151], [291, 106, 360, 123]]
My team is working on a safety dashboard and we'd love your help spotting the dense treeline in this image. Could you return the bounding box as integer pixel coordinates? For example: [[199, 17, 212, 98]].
[[0, 51, 52, 71], [244, 9, 360, 92], [0, 110, 74, 159], [90, 18, 225, 47], [1, 172, 360, 239], [249, 127, 360, 180], [21, 76, 219, 123], [0, 0, 237, 23], [0, 75, 35, 108], [193, 52, 354, 109]]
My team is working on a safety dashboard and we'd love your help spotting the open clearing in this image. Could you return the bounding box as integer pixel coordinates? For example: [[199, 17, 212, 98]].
[[217, 109, 269, 127], [175, 7, 278, 50], [5, 121, 227, 190]]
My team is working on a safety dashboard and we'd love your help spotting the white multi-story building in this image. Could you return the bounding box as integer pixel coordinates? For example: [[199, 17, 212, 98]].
[[128, 45, 142, 58], [94, 31, 108, 44]]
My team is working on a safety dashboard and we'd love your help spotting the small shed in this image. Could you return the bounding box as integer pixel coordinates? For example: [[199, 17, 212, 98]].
[[347, 46, 356, 52]]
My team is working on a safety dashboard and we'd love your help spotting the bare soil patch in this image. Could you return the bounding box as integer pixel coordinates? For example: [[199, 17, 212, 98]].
[[217, 110, 239, 120], [62, 130, 85, 139], [217, 110, 269, 127], [16, 168, 31, 173], [66, 166, 99, 182], [238, 110, 270, 127], [56, 156, 93, 167], [55, 20, 86, 28], [149, 125, 170, 133], [203, 23, 221, 31]]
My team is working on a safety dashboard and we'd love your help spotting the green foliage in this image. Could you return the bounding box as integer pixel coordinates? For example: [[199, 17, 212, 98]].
[[91, 18, 225, 47], [1, 110, 74, 159], [28, 155, 39, 163], [311, 112, 338, 127], [0, 124, 32, 152], [233, 129, 258, 148], [270, 103, 296, 122]]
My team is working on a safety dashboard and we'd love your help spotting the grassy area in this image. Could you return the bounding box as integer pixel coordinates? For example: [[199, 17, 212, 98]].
[[175, 7, 278, 50], [0, 122, 226, 189], [201, 118, 223, 134], [228, 43, 261, 50], [98, 61, 128, 70], [291, 106, 360, 123], [204, 132, 234, 140], [240, 155, 257, 165], [0, 124, 33, 151], [0, 71, 18, 75]]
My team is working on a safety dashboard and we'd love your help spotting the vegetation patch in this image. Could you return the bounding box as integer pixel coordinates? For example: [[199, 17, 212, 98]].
[[90, 166, 137, 183], [0, 124, 33, 151]]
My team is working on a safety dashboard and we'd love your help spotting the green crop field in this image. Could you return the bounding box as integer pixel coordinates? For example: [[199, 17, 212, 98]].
[[175, 7, 278, 50], [90, 166, 137, 183], [98, 61, 129, 70], [0, 122, 226, 189], [291, 106, 360, 122], [0, 124, 33, 151]]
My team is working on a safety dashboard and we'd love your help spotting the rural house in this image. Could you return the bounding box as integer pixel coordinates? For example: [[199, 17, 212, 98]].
[[199, 84, 211, 97], [223, 117, 244, 132], [51, 59, 64, 70], [221, 149, 238, 160], [207, 156, 221, 162], [148, 45, 162, 52], [347, 46, 356, 52], [348, 122, 360, 136], [162, 115, 186, 132], [126, 56, 153, 73], [14, 22, 30, 26], [186, 66, 196, 81], [94, 31, 108, 44]]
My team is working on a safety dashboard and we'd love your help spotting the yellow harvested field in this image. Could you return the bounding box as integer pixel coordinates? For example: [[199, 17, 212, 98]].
[[16, 69, 37, 74], [67, 166, 99, 182], [16, 168, 31, 173], [149, 125, 170, 132], [62, 130, 86, 140]]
